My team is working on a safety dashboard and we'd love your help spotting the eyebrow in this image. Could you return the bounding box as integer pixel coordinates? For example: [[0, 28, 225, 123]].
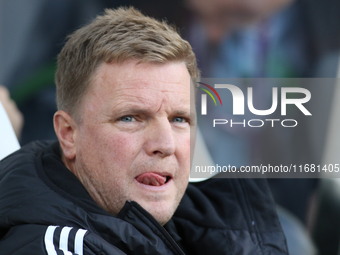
[[112, 105, 191, 116], [126, 109, 191, 116], [172, 110, 191, 117], [172, 110, 196, 123]]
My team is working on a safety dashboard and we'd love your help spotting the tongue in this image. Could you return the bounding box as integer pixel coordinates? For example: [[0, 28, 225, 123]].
[[136, 173, 167, 186]]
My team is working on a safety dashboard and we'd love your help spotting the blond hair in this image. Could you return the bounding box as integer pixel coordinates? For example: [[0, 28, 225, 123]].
[[55, 7, 199, 115]]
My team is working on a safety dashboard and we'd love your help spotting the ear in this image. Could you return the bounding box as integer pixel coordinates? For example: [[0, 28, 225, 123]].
[[53, 110, 77, 160]]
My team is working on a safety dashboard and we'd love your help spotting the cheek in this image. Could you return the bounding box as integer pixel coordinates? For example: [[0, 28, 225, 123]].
[[77, 126, 138, 167], [82, 126, 133, 150], [100, 133, 145, 174]]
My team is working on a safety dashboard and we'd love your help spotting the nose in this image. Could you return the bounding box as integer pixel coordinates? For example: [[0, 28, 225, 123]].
[[144, 118, 176, 158]]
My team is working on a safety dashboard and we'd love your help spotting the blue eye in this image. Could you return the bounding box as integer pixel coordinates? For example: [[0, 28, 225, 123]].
[[119, 116, 134, 122], [173, 117, 186, 123]]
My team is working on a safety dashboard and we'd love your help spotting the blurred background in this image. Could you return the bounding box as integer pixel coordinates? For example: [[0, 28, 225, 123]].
[[0, 0, 339, 254]]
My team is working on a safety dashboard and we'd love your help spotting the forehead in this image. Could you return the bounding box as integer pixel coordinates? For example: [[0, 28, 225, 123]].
[[90, 60, 191, 99], [76, 60, 193, 118]]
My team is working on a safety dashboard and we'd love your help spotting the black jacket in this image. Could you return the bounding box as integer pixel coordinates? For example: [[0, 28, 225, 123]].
[[0, 141, 288, 254]]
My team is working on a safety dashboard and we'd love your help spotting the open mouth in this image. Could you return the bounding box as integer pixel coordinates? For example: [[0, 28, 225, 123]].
[[135, 172, 172, 186]]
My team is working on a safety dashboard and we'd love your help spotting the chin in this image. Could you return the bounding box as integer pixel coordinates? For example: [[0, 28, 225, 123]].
[[152, 211, 173, 226], [140, 200, 177, 226]]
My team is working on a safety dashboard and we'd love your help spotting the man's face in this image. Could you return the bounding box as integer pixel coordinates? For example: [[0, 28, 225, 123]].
[[69, 60, 192, 225]]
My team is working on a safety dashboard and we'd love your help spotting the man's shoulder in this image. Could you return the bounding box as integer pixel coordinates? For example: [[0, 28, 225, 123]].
[[0, 140, 55, 187], [0, 140, 56, 169], [0, 223, 126, 255], [0, 140, 125, 254], [174, 178, 288, 254], [0, 140, 79, 238], [0, 140, 58, 197]]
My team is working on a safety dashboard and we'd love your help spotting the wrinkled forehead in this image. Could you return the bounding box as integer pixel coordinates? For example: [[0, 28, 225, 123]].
[[77, 60, 193, 114], [91, 60, 191, 92]]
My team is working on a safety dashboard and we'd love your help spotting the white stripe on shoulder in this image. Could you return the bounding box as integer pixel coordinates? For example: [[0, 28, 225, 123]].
[[59, 226, 73, 255], [44, 226, 58, 255], [74, 229, 87, 255]]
